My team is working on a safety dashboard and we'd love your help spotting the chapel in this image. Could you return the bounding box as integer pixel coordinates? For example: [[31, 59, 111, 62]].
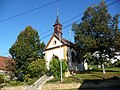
[[44, 15, 86, 71]]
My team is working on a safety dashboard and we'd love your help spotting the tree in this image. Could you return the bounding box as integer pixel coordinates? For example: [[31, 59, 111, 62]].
[[72, 1, 120, 74], [111, 14, 120, 52], [50, 59, 68, 79], [9, 26, 45, 79]]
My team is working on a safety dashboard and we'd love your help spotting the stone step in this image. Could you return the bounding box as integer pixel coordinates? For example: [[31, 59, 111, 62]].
[[29, 75, 53, 90]]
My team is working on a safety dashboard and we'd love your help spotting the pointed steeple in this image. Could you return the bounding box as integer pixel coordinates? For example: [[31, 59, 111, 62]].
[[53, 12, 62, 38], [55, 12, 60, 24], [55, 15, 60, 24]]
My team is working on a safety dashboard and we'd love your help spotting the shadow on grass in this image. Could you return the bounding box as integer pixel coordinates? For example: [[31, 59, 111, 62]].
[[78, 76, 120, 90], [88, 69, 120, 73], [86, 70, 120, 73]]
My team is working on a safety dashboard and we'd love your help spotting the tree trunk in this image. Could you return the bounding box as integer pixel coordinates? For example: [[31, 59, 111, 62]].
[[100, 53, 106, 74], [102, 63, 105, 74]]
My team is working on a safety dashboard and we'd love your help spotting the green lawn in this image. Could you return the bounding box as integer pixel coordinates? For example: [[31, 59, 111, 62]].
[[75, 67, 120, 80], [47, 67, 120, 84], [53, 67, 120, 90]]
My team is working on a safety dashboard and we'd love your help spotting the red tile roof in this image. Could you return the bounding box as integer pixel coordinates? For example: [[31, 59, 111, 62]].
[[0, 56, 13, 70]]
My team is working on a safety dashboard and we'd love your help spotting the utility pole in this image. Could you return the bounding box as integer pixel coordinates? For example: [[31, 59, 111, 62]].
[[68, 30, 72, 70]]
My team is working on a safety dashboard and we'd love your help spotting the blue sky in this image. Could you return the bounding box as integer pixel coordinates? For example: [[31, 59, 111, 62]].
[[0, 0, 120, 56]]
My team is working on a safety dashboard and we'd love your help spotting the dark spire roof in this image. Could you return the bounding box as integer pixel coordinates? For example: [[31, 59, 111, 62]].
[[55, 15, 60, 24]]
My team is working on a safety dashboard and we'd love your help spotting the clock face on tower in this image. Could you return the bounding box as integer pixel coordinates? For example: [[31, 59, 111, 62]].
[[53, 40, 57, 45]]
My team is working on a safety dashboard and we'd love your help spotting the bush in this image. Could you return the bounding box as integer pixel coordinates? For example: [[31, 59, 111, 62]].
[[25, 78, 39, 85], [27, 59, 47, 79], [114, 60, 120, 67], [0, 74, 4, 84], [49, 59, 68, 79], [8, 81, 23, 86], [17, 72, 24, 82]]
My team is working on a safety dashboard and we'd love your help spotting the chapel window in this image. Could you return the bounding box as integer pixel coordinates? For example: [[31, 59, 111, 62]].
[[53, 40, 57, 45]]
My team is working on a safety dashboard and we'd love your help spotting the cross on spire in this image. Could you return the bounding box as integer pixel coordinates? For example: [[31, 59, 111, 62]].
[[57, 11, 59, 16]]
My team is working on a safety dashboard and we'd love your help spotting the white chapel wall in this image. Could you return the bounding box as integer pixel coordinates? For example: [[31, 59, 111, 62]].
[[45, 35, 66, 69], [45, 47, 64, 69], [47, 36, 63, 49]]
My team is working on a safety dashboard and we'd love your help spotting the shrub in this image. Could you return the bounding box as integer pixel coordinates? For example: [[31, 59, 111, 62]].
[[0, 74, 4, 84], [25, 78, 38, 85], [8, 81, 23, 86], [50, 59, 68, 79], [114, 60, 120, 67], [27, 59, 47, 79]]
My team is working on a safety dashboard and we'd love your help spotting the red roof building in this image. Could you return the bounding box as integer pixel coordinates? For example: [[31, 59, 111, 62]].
[[0, 56, 13, 70]]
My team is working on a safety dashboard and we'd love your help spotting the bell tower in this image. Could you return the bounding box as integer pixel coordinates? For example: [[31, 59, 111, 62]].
[[53, 12, 62, 38]]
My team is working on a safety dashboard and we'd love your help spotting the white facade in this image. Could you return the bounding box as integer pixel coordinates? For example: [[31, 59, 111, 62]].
[[47, 36, 63, 49], [44, 34, 86, 71], [45, 35, 67, 69]]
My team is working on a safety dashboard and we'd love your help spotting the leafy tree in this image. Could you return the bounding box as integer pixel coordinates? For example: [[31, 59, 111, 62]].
[[72, 1, 120, 74], [9, 26, 45, 79], [50, 59, 68, 79]]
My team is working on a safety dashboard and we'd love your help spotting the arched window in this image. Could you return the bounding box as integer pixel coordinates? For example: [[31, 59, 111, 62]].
[[53, 40, 57, 45], [52, 54, 59, 60]]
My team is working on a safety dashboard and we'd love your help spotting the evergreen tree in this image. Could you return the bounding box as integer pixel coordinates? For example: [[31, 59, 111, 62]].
[[111, 14, 120, 52], [72, 1, 120, 74], [9, 26, 45, 79]]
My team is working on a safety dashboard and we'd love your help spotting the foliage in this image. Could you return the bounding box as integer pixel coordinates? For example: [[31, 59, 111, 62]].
[[111, 14, 120, 52], [5, 80, 24, 86], [114, 60, 120, 68], [0, 74, 4, 84], [72, 1, 120, 73], [50, 59, 68, 79], [27, 59, 47, 79], [9, 81, 21, 86], [9, 26, 45, 80], [25, 78, 38, 85]]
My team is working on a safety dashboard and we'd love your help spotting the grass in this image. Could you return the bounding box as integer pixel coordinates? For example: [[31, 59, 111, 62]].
[[3, 77, 39, 87], [2, 67, 119, 90], [47, 67, 120, 85], [75, 67, 120, 80], [58, 67, 120, 90], [105, 67, 120, 72], [47, 76, 82, 84]]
